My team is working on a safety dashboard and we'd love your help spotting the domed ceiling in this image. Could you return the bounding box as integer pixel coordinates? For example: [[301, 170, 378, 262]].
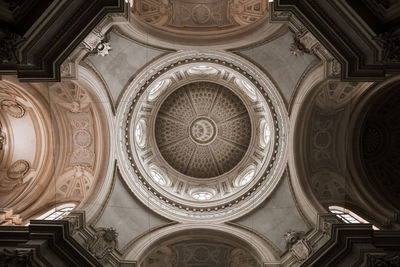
[[116, 51, 288, 222], [132, 0, 269, 44], [155, 82, 251, 178]]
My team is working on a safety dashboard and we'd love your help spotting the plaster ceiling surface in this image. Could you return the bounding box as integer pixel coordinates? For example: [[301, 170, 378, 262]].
[[155, 82, 251, 178]]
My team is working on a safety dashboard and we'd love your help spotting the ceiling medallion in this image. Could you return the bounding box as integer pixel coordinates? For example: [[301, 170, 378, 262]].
[[116, 51, 288, 222]]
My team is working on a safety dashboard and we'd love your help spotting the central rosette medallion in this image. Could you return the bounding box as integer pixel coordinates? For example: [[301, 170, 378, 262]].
[[190, 117, 217, 145], [155, 82, 251, 178]]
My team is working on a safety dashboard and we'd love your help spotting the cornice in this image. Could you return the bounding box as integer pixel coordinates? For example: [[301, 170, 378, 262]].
[[273, 0, 400, 81]]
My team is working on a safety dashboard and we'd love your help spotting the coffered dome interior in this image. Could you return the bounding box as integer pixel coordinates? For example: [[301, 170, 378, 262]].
[[155, 82, 251, 178]]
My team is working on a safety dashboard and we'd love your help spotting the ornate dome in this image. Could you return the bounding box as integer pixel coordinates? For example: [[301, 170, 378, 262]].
[[155, 82, 251, 178], [116, 51, 288, 222]]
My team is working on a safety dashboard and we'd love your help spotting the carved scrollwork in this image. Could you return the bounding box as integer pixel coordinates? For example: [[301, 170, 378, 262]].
[[6, 160, 29, 179], [0, 99, 25, 118], [87, 227, 118, 260]]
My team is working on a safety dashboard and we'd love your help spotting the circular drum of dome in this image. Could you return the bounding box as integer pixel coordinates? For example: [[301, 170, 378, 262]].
[[116, 51, 288, 222]]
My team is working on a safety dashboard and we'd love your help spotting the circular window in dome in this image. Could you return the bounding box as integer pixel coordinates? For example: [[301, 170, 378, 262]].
[[155, 82, 251, 178], [192, 192, 213, 201]]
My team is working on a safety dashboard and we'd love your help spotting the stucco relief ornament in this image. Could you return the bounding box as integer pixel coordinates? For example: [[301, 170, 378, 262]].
[[1, 160, 30, 191], [0, 99, 25, 118], [289, 37, 309, 56], [0, 122, 5, 150], [96, 42, 111, 57], [6, 160, 30, 180], [284, 230, 312, 262], [87, 227, 118, 259]]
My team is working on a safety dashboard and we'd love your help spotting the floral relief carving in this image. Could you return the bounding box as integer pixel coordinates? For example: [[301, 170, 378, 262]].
[[68, 114, 95, 168], [87, 227, 118, 260], [96, 41, 111, 57], [0, 99, 25, 118]]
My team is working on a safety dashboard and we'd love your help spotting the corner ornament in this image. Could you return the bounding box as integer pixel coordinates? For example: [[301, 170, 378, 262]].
[[284, 230, 313, 262], [87, 227, 118, 260]]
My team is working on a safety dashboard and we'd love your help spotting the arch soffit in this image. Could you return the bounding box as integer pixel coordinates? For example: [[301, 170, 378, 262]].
[[0, 77, 54, 214], [124, 223, 280, 264], [290, 66, 393, 227], [73, 64, 116, 222], [346, 74, 400, 227]]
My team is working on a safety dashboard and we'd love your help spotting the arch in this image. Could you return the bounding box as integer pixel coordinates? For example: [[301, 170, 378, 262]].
[[124, 223, 280, 264], [0, 77, 54, 223], [288, 63, 326, 226], [71, 65, 115, 222], [347, 74, 400, 229]]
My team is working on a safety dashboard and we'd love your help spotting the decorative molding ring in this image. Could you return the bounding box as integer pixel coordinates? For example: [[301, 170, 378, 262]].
[[116, 51, 288, 222]]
